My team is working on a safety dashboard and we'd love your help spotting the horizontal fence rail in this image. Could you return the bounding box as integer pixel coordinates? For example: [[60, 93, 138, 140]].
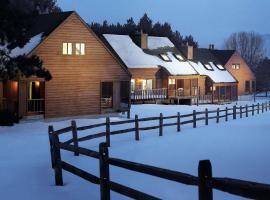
[[48, 101, 270, 200]]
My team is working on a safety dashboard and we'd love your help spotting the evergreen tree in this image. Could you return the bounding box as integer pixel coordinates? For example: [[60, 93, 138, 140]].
[[138, 13, 153, 34], [89, 13, 198, 49], [0, 0, 52, 81]]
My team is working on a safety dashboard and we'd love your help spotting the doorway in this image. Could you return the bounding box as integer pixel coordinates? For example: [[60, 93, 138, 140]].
[[101, 82, 113, 109]]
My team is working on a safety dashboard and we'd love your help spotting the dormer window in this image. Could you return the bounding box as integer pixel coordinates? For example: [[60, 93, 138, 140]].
[[160, 54, 170, 61], [203, 63, 214, 71], [174, 54, 184, 61], [63, 42, 72, 55], [216, 64, 225, 70], [75, 43, 85, 55]]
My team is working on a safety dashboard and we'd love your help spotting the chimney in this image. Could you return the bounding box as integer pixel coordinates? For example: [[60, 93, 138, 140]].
[[209, 44, 215, 50], [132, 30, 148, 49], [140, 30, 148, 49], [186, 42, 193, 60]]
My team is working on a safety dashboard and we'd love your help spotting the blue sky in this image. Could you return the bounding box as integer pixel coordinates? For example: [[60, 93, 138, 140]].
[[58, 0, 269, 49]]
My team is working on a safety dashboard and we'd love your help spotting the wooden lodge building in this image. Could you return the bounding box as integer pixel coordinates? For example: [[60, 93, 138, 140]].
[[0, 11, 131, 120], [0, 11, 256, 121], [103, 33, 253, 104]]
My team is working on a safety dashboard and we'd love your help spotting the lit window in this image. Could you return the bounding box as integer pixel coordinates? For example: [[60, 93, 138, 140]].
[[169, 79, 176, 85], [232, 64, 240, 69], [75, 43, 85, 55], [146, 80, 152, 90], [216, 64, 225, 70], [160, 54, 170, 61], [131, 79, 135, 91], [174, 54, 184, 61], [63, 42, 72, 55], [204, 63, 213, 70]]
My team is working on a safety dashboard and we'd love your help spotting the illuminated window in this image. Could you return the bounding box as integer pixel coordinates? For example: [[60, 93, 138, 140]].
[[232, 64, 240, 69], [63, 42, 72, 55], [131, 79, 135, 91], [169, 78, 176, 85], [174, 54, 184, 61], [75, 43, 85, 55], [204, 63, 213, 70], [160, 54, 170, 61]]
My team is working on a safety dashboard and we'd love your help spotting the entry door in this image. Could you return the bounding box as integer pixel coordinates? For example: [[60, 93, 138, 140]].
[[101, 82, 113, 109]]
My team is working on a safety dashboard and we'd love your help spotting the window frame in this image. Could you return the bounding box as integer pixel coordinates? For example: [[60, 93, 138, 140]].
[[173, 53, 184, 61], [215, 63, 226, 71], [63, 42, 72, 55], [159, 54, 171, 62], [168, 78, 176, 85], [203, 63, 214, 71], [75, 43, 85, 55], [232, 63, 240, 70]]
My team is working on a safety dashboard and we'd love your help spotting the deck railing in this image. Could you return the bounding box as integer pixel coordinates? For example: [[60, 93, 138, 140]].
[[131, 88, 167, 101], [27, 99, 45, 113]]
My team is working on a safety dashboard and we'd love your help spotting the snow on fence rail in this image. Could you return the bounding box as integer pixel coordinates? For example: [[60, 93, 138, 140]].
[[48, 101, 270, 199]]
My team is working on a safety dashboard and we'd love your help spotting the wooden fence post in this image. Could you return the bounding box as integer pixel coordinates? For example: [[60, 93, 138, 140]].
[[216, 108, 220, 123], [193, 110, 197, 128], [99, 143, 110, 200], [245, 105, 248, 117], [262, 103, 264, 113], [177, 112, 181, 132], [198, 160, 213, 200], [257, 103, 260, 114], [71, 120, 79, 156], [252, 104, 255, 116], [225, 107, 228, 122], [240, 106, 243, 118], [233, 105, 236, 120], [159, 113, 163, 136], [205, 108, 208, 126], [106, 117, 111, 147], [48, 125, 55, 168], [127, 109, 131, 119], [266, 102, 268, 112], [53, 133, 63, 186], [135, 115, 139, 141]]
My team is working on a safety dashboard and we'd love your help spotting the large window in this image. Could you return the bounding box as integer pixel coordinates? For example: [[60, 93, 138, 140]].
[[131, 79, 135, 91], [63, 42, 72, 55], [75, 43, 85, 55], [168, 79, 176, 85], [232, 64, 240, 69], [141, 79, 152, 90]]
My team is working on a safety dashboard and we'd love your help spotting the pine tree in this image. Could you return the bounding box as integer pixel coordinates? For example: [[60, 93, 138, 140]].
[[0, 0, 52, 81]]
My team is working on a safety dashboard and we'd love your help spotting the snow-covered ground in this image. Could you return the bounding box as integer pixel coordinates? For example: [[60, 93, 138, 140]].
[[1, 100, 270, 200]]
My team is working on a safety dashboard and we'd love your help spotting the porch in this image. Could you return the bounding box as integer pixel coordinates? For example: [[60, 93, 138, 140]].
[[0, 80, 45, 119]]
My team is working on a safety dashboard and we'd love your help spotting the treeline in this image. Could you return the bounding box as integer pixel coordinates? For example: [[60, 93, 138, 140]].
[[90, 13, 198, 49]]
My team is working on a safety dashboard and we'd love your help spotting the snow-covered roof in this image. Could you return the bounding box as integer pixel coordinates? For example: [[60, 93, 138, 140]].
[[148, 36, 174, 49], [103, 34, 198, 75], [1, 33, 44, 58], [189, 61, 237, 83]]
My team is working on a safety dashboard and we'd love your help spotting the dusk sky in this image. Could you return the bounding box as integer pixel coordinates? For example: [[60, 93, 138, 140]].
[[58, 0, 269, 49]]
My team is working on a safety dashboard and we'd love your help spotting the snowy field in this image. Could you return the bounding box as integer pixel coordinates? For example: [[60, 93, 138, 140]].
[[1, 100, 270, 200]]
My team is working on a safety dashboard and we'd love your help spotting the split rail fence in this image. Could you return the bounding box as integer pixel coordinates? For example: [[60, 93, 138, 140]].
[[48, 101, 270, 200]]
